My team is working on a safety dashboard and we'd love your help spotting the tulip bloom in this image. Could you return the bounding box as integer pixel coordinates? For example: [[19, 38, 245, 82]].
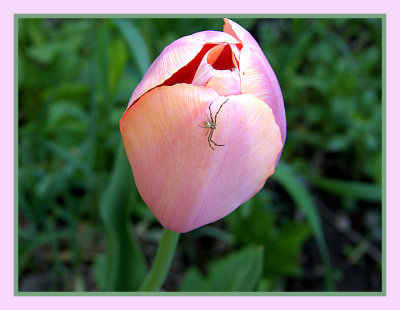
[[120, 19, 286, 233]]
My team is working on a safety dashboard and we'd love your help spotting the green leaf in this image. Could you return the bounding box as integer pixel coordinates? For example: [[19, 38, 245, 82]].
[[180, 246, 263, 292], [96, 20, 111, 105], [109, 36, 128, 94], [265, 222, 310, 276], [256, 277, 274, 291], [113, 19, 151, 76], [179, 268, 209, 291], [307, 176, 382, 202], [227, 191, 311, 280], [27, 42, 60, 64], [273, 161, 334, 290], [44, 100, 88, 142], [45, 100, 88, 123], [99, 143, 147, 291], [92, 253, 109, 290], [34, 137, 91, 176]]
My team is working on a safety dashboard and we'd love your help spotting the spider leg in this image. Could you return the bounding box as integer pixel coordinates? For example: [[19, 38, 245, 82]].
[[208, 101, 214, 121], [214, 98, 229, 123], [205, 128, 210, 136], [210, 129, 225, 147], [211, 141, 225, 147], [208, 131, 215, 150]]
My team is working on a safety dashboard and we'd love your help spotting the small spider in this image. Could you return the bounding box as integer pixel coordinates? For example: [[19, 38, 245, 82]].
[[199, 99, 229, 150]]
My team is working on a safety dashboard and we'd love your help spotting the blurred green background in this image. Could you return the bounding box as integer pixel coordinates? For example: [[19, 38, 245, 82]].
[[17, 17, 383, 292]]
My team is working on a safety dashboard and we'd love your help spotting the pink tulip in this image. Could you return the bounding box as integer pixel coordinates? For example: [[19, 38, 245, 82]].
[[120, 19, 286, 233]]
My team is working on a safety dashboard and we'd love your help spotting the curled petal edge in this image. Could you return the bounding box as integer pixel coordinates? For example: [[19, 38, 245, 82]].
[[128, 30, 242, 109]]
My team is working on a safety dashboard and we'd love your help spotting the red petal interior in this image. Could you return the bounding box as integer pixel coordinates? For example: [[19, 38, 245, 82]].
[[209, 44, 235, 71], [124, 41, 243, 115], [161, 43, 217, 86]]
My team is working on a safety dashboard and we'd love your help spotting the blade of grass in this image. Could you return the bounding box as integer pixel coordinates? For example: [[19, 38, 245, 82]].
[[307, 176, 381, 202], [18, 229, 70, 275], [113, 19, 151, 76], [97, 19, 150, 291], [34, 137, 91, 176], [96, 20, 111, 107], [273, 161, 334, 290]]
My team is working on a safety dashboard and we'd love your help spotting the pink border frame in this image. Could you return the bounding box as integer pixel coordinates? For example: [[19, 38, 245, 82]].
[[3, 0, 398, 309]]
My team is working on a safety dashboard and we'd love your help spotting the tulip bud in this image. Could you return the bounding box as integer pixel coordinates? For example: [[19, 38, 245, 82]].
[[120, 18, 286, 233]]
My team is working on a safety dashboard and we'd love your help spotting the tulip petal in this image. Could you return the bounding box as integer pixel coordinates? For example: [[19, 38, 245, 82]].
[[206, 70, 241, 96], [191, 44, 241, 96], [120, 84, 282, 233], [128, 31, 241, 108], [223, 18, 286, 145]]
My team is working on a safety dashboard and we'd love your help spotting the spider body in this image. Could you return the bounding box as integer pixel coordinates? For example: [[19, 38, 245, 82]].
[[199, 99, 229, 150], [203, 121, 216, 130]]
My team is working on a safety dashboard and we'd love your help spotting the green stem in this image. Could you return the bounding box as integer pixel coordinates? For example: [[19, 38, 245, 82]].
[[139, 228, 180, 291]]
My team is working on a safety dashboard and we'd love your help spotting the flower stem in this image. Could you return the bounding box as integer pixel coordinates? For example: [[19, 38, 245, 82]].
[[139, 228, 180, 291]]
